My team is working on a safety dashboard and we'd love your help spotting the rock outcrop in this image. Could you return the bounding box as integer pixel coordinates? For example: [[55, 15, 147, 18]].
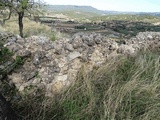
[[0, 32, 160, 95]]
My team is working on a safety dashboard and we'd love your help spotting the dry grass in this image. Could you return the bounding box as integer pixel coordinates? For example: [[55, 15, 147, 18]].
[[0, 17, 67, 40], [6, 49, 159, 120], [55, 51, 160, 120]]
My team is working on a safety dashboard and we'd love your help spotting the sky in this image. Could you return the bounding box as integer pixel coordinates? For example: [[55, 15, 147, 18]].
[[44, 0, 160, 12]]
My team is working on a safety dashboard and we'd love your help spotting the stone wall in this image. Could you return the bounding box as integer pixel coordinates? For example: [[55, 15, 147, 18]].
[[0, 33, 18, 80], [1, 32, 160, 95]]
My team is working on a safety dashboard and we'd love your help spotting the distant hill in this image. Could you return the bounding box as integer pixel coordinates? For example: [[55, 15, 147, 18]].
[[45, 5, 126, 15], [46, 5, 103, 14], [46, 5, 160, 16], [138, 12, 160, 17]]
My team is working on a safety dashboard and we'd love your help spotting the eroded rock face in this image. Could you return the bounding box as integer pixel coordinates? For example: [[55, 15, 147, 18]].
[[1, 32, 160, 95]]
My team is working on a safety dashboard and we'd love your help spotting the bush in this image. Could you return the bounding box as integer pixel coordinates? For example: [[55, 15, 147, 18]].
[[0, 47, 13, 64], [75, 25, 86, 29]]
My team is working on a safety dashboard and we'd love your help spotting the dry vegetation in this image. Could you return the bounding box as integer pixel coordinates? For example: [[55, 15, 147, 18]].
[[0, 17, 67, 40], [8, 49, 160, 120]]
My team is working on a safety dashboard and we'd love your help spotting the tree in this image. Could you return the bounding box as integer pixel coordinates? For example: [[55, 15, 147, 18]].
[[0, 0, 44, 37]]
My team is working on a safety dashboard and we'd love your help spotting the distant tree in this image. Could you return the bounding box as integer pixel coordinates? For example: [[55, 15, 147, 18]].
[[0, 0, 44, 37]]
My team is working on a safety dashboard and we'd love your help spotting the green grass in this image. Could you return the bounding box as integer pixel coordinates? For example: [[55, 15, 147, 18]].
[[4, 49, 159, 120]]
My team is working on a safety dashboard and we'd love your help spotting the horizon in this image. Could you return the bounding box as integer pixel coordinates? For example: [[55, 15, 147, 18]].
[[46, 4, 160, 13], [44, 0, 160, 12]]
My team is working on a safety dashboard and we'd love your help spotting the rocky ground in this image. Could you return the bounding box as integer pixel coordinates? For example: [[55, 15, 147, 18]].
[[0, 31, 160, 96]]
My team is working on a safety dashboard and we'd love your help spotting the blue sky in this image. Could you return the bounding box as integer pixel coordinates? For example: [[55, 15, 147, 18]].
[[44, 0, 160, 12]]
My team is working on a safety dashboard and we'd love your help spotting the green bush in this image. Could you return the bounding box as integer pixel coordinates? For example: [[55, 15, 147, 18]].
[[75, 26, 86, 29], [0, 47, 13, 64], [50, 34, 56, 41]]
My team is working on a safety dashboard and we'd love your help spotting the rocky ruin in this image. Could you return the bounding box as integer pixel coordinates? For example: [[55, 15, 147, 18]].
[[0, 32, 160, 95]]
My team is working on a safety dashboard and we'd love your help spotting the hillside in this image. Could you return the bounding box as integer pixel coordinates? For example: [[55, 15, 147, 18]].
[[46, 5, 102, 14], [46, 5, 160, 16]]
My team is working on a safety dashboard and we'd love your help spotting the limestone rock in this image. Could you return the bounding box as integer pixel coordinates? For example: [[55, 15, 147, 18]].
[[94, 35, 103, 44], [56, 74, 68, 81], [117, 45, 136, 55], [0, 31, 159, 95], [71, 36, 83, 49], [64, 43, 74, 52], [67, 51, 81, 61], [82, 35, 95, 46], [109, 42, 119, 50], [33, 51, 45, 65]]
